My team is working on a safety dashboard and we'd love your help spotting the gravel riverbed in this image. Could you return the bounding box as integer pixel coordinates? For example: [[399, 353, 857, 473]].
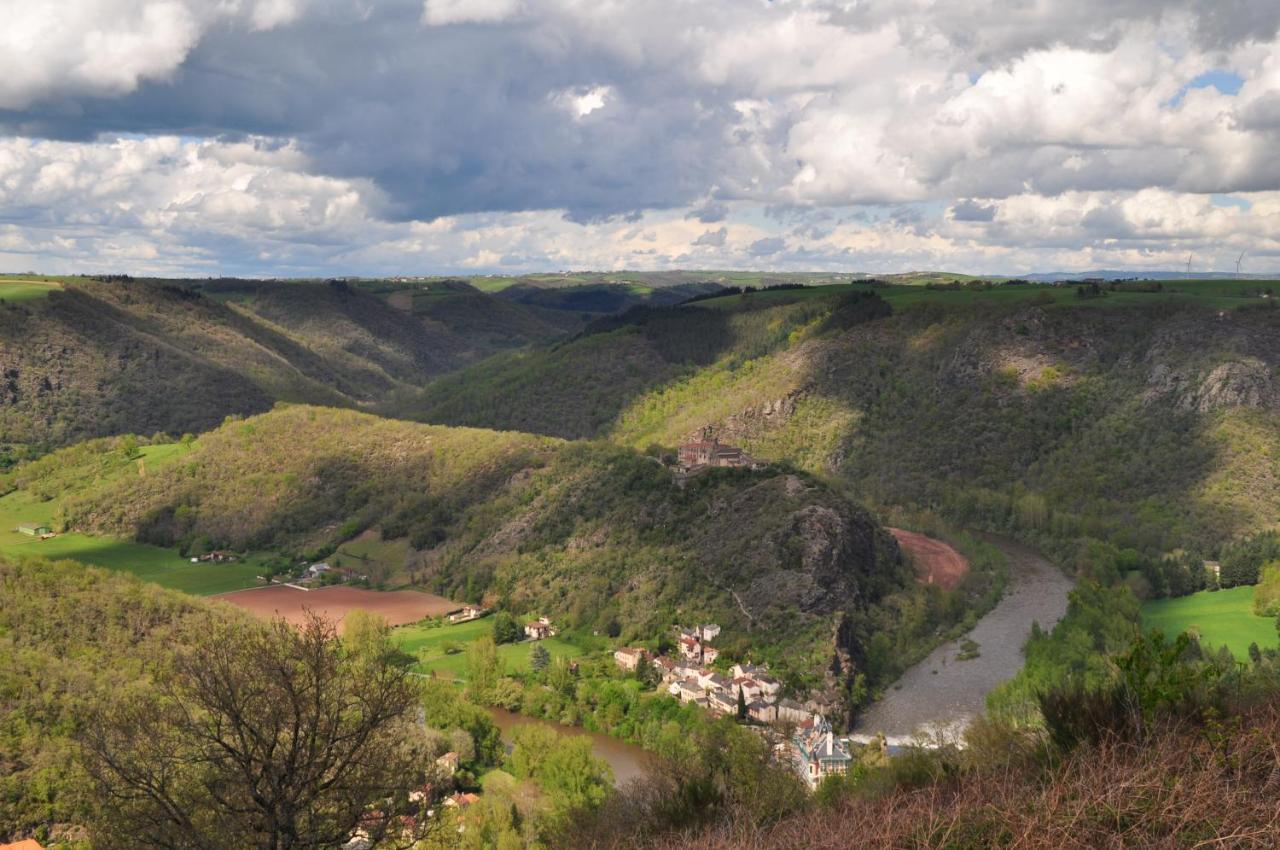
[[853, 537, 1073, 745]]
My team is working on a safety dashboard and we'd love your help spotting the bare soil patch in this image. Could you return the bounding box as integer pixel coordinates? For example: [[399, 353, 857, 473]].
[[217, 585, 459, 633], [889, 527, 969, 590]]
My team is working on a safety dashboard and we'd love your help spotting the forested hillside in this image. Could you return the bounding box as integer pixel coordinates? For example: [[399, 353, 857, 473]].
[[0, 278, 572, 451], [403, 286, 1280, 561], [31, 406, 912, 678]]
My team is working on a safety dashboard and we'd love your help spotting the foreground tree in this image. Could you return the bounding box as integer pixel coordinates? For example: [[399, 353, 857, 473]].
[[80, 613, 425, 850]]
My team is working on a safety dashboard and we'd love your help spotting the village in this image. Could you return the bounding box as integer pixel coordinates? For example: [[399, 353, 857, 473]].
[[612, 623, 854, 790]]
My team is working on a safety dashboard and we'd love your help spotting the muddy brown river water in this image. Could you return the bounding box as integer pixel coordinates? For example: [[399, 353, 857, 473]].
[[487, 707, 657, 787], [853, 536, 1073, 745]]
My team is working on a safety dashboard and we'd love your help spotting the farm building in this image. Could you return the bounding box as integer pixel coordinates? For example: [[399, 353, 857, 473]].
[[449, 605, 485, 623], [525, 617, 557, 640], [16, 523, 51, 537]]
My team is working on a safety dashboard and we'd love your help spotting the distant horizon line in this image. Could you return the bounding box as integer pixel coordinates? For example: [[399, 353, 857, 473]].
[[5, 268, 1279, 282]]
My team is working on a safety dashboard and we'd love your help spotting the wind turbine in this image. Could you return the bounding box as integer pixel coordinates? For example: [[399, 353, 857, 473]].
[[1186, 254, 1192, 276], [1236, 251, 1246, 278]]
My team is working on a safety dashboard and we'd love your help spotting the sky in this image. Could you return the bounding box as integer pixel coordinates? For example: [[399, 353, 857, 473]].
[[2, 0, 1280, 277]]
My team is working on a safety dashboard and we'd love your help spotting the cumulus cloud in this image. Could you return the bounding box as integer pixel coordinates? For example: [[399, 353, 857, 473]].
[[422, 0, 522, 27], [1, 0, 1280, 273], [0, 0, 304, 109], [693, 227, 728, 248]]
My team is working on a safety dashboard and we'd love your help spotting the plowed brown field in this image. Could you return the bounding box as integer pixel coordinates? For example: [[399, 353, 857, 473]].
[[217, 585, 459, 632]]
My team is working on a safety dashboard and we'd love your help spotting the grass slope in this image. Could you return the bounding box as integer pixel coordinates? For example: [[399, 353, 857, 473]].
[[1142, 585, 1277, 660], [403, 283, 1280, 557], [26, 405, 909, 683], [392, 618, 583, 679], [0, 442, 266, 595], [0, 277, 580, 450]]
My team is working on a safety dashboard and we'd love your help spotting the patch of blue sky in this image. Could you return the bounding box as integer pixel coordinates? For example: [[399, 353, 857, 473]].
[[1210, 194, 1252, 211], [1166, 70, 1244, 108]]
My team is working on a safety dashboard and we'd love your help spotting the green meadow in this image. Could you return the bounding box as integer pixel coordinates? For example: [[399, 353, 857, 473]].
[[1142, 585, 1277, 660], [392, 617, 584, 680], [0, 443, 265, 595], [0, 278, 61, 301], [692, 279, 1280, 312]]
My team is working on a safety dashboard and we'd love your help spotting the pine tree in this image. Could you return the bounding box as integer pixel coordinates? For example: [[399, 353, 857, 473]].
[[530, 643, 551, 673]]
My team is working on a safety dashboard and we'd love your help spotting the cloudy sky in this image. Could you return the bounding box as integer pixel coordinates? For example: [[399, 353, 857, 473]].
[[2, 0, 1279, 276]]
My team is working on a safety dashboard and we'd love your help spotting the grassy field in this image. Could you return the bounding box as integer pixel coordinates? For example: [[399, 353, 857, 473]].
[[1142, 586, 1277, 660], [392, 617, 584, 680], [0, 278, 61, 301], [692, 279, 1280, 312], [0, 443, 266, 595]]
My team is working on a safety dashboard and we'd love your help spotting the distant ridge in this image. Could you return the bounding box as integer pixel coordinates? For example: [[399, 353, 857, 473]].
[[1022, 270, 1279, 282]]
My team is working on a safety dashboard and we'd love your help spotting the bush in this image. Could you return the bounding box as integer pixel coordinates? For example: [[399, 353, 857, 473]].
[[1252, 561, 1280, 616]]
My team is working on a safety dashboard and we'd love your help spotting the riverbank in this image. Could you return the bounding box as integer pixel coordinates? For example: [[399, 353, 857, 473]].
[[486, 707, 657, 787], [853, 537, 1072, 744]]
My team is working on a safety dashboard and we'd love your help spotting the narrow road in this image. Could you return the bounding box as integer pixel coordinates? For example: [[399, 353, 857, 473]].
[[853, 536, 1073, 745]]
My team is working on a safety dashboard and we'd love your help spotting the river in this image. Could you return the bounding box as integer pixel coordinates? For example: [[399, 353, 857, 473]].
[[853, 536, 1073, 746], [486, 707, 656, 787]]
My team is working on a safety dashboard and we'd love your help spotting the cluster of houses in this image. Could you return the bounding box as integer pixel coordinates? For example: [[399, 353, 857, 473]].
[[615, 623, 856, 790], [302, 562, 367, 584], [615, 625, 812, 727], [344, 751, 466, 849], [189, 549, 238, 564]]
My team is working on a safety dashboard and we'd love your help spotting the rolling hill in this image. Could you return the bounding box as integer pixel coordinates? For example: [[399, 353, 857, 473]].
[[23, 405, 912, 679], [0, 277, 574, 450], [401, 281, 1280, 559]]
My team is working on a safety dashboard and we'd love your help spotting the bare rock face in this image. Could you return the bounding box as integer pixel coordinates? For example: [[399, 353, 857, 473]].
[[1147, 358, 1280, 413], [690, 476, 905, 622], [1184, 359, 1280, 413]]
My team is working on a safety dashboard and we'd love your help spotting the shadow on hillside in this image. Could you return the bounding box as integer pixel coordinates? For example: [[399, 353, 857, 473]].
[[798, 303, 1269, 551]]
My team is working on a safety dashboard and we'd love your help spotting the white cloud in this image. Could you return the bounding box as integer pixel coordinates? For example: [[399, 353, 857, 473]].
[[422, 0, 521, 26], [2, 0, 1280, 273], [0, 1, 308, 109]]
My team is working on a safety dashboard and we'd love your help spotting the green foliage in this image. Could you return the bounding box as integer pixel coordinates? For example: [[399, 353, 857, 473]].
[[988, 582, 1142, 725], [1252, 560, 1280, 615], [0, 277, 576, 450], [420, 678, 504, 765], [492, 611, 523, 644]]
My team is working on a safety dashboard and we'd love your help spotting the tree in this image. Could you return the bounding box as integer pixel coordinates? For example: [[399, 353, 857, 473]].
[[492, 611, 523, 645], [1249, 642, 1263, 665], [79, 613, 424, 850], [536, 737, 613, 819], [736, 686, 747, 721], [466, 635, 503, 704], [1252, 561, 1280, 616], [530, 643, 551, 673]]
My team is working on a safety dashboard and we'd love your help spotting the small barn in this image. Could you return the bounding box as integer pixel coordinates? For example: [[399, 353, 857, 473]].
[[17, 523, 51, 537]]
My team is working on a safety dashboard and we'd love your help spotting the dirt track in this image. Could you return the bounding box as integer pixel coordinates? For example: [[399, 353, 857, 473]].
[[854, 536, 1073, 744], [889, 527, 969, 590], [217, 585, 459, 633]]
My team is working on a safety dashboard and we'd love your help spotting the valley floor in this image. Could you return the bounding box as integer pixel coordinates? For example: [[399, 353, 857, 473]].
[[854, 538, 1071, 744]]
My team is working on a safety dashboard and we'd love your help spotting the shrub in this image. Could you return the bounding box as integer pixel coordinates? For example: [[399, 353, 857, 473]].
[[1251, 560, 1280, 616]]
